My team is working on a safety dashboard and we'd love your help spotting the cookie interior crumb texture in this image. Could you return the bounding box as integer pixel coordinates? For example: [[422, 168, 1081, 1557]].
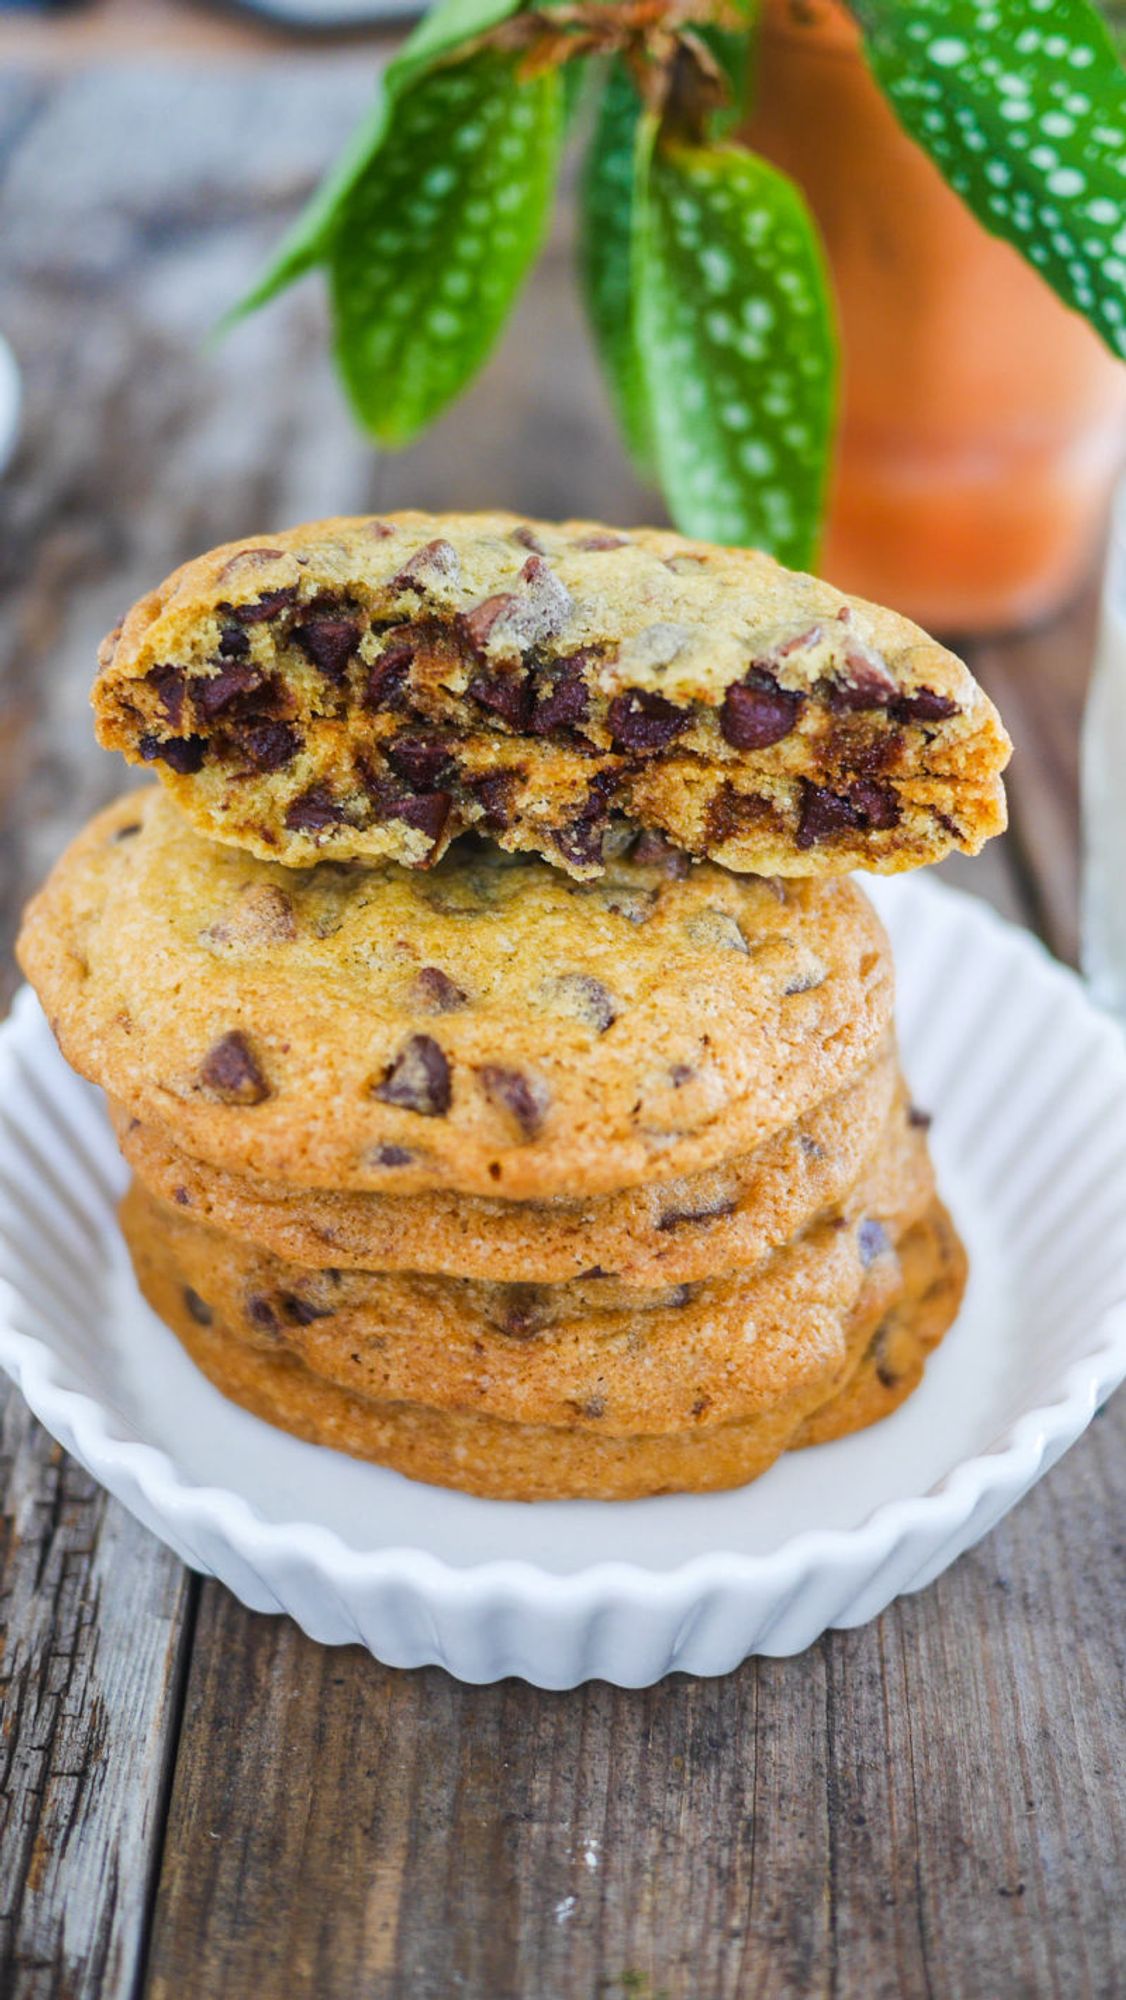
[[92, 511, 1010, 879]]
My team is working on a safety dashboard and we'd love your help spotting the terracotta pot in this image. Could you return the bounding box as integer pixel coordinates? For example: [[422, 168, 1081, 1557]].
[[745, 0, 1126, 630]]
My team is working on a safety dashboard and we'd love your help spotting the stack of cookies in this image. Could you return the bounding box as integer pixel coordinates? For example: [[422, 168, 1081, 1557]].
[[16, 513, 1009, 1499]]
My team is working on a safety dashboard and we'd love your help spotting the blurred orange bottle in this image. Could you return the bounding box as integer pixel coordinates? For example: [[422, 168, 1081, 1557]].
[[745, 0, 1126, 631]]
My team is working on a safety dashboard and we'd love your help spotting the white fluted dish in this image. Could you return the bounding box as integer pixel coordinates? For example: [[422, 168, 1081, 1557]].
[[3, 874, 1126, 1687]]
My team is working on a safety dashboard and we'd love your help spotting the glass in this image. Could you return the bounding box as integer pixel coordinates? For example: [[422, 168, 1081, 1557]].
[[1081, 481, 1126, 1013]]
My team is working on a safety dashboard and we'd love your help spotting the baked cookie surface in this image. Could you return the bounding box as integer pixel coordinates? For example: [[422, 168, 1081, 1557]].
[[18, 788, 894, 1199], [112, 1043, 901, 1285], [118, 1094, 933, 1435], [125, 1189, 963, 1500], [92, 512, 1010, 879]]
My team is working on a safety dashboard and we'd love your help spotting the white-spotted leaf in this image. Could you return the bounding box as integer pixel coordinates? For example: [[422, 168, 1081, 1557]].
[[854, 0, 1126, 358], [229, 0, 525, 321], [635, 135, 837, 566], [330, 54, 563, 445], [578, 60, 654, 471]]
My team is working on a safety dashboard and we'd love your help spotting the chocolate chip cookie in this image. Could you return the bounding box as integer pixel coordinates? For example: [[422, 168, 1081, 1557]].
[[18, 788, 894, 1200], [92, 512, 1010, 879]]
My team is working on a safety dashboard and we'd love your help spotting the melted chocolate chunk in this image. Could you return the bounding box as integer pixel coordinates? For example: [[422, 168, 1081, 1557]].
[[285, 784, 348, 832], [146, 664, 187, 729], [392, 791, 452, 849], [531, 652, 593, 734], [385, 735, 454, 791], [234, 720, 301, 772], [191, 659, 268, 722], [139, 732, 206, 775], [412, 966, 467, 1013], [467, 666, 534, 731], [892, 688, 958, 724], [858, 1219, 891, 1266], [227, 583, 299, 624], [199, 1030, 270, 1104], [796, 778, 900, 849], [217, 622, 251, 660], [630, 828, 690, 878], [553, 773, 617, 869], [293, 603, 362, 683], [706, 782, 775, 847], [374, 1035, 451, 1116], [470, 770, 520, 831], [365, 639, 415, 712], [608, 690, 690, 754], [479, 1064, 549, 1139], [721, 672, 802, 749], [183, 1286, 213, 1326]]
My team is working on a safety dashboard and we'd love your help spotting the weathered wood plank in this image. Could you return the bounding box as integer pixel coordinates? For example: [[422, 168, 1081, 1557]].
[[0, 1391, 195, 2000]]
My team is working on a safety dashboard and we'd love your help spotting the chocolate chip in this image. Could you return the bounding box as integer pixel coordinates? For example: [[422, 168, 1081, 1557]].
[[783, 951, 827, 995], [367, 518, 396, 540], [183, 1287, 213, 1326], [293, 607, 361, 683], [235, 720, 301, 772], [848, 780, 901, 830], [578, 1393, 607, 1419], [721, 673, 802, 749], [280, 1292, 334, 1326], [386, 735, 454, 790], [228, 584, 299, 624], [799, 1133, 826, 1160], [146, 664, 187, 729], [872, 1325, 900, 1388], [373, 1145, 415, 1167], [390, 538, 460, 592], [657, 1199, 737, 1233], [247, 1293, 279, 1331], [217, 622, 251, 660], [191, 659, 267, 722], [199, 1030, 271, 1104], [682, 908, 748, 953], [285, 784, 348, 832], [577, 532, 628, 551], [554, 773, 618, 869], [531, 652, 593, 734], [608, 690, 690, 754], [825, 641, 899, 711], [470, 770, 520, 831], [173, 1187, 190, 1205], [138, 733, 206, 774], [796, 781, 861, 849], [392, 791, 452, 849], [630, 828, 690, 877], [510, 525, 547, 554], [365, 639, 415, 711], [892, 688, 958, 723], [706, 782, 775, 847], [463, 555, 572, 657], [479, 1064, 549, 1139], [374, 1035, 451, 1116], [670, 1063, 695, 1087], [219, 546, 286, 580], [908, 1105, 933, 1130], [496, 1286, 549, 1339], [691, 1395, 712, 1419], [596, 884, 657, 925], [859, 1219, 891, 1266], [113, 821, 142, 841], [539, 972, 619, 1032], [467, 666, 534, 731], [412, 966, 467, 1013]]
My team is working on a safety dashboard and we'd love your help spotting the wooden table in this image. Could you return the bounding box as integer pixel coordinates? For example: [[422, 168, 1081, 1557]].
[[1, 62, 1123, 2000]]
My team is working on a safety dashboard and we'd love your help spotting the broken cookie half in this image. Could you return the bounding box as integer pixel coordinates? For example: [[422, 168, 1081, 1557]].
[[92, 510, 1010, 878]]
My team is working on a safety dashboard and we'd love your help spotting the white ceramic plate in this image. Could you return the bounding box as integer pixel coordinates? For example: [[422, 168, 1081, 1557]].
[[3, 874, 1126, 1687]]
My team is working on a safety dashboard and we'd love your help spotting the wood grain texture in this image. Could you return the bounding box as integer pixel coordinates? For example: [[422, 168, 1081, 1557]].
[[0, 63, 1123, 2000]]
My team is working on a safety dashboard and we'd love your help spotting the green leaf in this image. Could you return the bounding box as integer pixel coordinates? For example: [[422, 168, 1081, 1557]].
[[578, 60, 654, 471], [853, 0, 1126, 360], [634, 132, 837, 568], [696, 22, 755, 137], [227, 0, 525, 322], [330, 54, 563, 445]]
